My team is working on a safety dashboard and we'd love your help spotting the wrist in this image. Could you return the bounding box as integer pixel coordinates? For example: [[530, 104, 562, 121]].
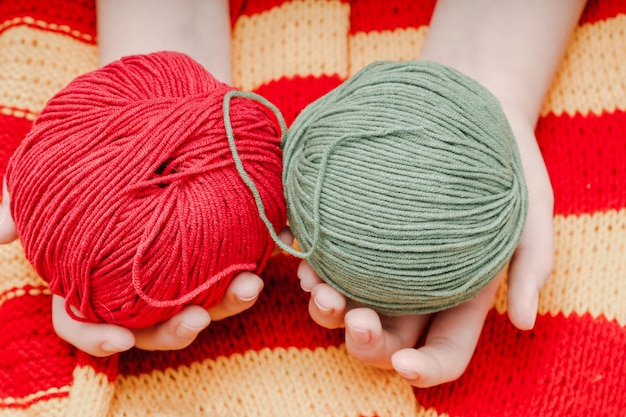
[[417, 0, 585, 129]]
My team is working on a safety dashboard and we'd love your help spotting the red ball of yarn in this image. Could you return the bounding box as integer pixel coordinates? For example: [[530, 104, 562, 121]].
[[6, 51, 286, 328]]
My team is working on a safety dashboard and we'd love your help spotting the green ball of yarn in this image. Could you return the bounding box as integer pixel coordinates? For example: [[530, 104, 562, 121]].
[[282, 60, 528, 315]]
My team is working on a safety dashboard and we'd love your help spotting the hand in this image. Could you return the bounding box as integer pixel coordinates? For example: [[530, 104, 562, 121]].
[[0, 178, 17, 244], [296, 100, 555, 387], [498, 102, 554, 331], [51, 271, 264, 357], [1, 177, 288, 357], [299, 261, 502, 387]]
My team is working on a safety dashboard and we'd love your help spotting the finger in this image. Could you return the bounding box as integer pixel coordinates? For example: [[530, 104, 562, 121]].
[[206, 271, 264, 321], [307, 282, 347, 330], [298, 261, 347, 329], [272, 227, 294, 256], [391, 276, 501, 388], [133, 305, 211, 351], [344, 308, 428, 370], [507, 180, 554, 330], [297, 260, 323, 292], [0, 179, 17, 244], [51, 295, 135, 357]]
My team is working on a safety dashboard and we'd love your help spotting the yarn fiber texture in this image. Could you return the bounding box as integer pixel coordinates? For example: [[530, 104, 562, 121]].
[[282, 60, 528, 315], [6, 51, 286, 328]]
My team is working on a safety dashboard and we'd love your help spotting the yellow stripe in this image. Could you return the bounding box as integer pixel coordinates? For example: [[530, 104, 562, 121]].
[[65, 366, 115, 417], [0, 241, 46, 301], [3, 13, 622, 118], [0, 25, 98, 116], [0, 106, 37, 121], [110, 346, 419, 417], [0, 367, 112, 417], [232, 0, 350, 91], [0, 17, 94, 43], [346, 15, 626, 117], [541, 14, 626, 117], [348, 26, 428, 77], [0, 358, 450, 417], [416, 409, 451, 417], [494, 209, 626, 325], [0, 286, 50, 307]]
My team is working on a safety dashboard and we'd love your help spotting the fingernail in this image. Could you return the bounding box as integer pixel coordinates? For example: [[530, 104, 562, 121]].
[[176, 323, 203, 339], [101, 341, 132, 353], [237, 293, 259, 303], [520, 291, 539, 330], [313, 297, 333, 315], [395, 367, 419, 381], [346, 325, 371, 345], [300, 280, 313, 292]]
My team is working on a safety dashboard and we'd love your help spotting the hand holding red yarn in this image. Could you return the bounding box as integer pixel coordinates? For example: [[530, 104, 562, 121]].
[[2, 52, 289, 355], [2, 179, 285, 357]]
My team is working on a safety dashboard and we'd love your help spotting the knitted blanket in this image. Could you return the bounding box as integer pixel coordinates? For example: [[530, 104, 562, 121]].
[[1, 1, 624, 416]]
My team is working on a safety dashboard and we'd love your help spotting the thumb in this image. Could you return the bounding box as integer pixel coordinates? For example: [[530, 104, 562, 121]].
[[0, 178, 18, 244], [506, 194, 555, 330]]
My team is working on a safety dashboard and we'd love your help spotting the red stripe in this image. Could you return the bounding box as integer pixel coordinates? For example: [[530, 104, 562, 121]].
[[117, 254, 344, 376], [230, 0, 291, 21], [230, 0, 351, 23], [0, 287, 75, 400], [417, 311, 626, 417], [0, 114, 32, 181], [253, 75, 345, 126], [230, 0, 434, 33], [579, 0, 626, 25], [0, 0, 96, 41], [348, 0, 624, 35], [0, 256, 338, 382], [75, 352, 119, 383], [349, 0, 436, 34], [1, 392, 68, 410], [537, 110, 626, 216]]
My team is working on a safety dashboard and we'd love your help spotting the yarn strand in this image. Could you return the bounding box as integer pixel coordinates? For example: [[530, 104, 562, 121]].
[[223, 90, 316, 258]]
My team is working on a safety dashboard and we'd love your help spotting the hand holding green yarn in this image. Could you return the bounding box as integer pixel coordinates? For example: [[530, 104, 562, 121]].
[[280, 60, 528, 315]]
